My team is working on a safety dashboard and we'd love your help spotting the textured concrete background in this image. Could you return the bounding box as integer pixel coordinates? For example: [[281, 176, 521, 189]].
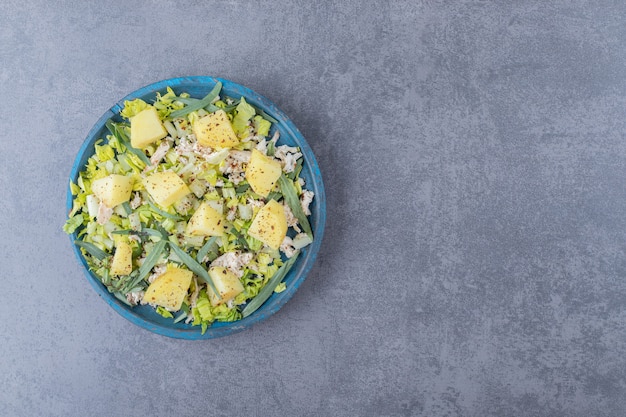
[[2, 1, 626, 416]]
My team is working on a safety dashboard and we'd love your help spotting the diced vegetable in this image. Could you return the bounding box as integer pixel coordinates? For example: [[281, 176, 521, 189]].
[[193, 110, 239, 148], [91, 174, 133, 208], [142, 266, 193, 311], [245, 149, 282, 197], [247, 199, 287, 250], [185, 201, 228, 237], [206, 266, 245, 306], [110, 241, 133, 276], [143, 171, 191, 207], [130, 107, 168, 148]]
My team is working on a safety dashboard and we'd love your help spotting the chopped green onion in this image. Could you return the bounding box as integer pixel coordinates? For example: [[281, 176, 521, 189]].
[[242, 251, 300, 318], [266, 191, 282, 201], [230, 227, 250, 251], [169, 82, 222, 118], [168, 242, 220, 298], [287, 159, 303, 181], [142, 227, 169, 240], [196, 236, 219, 263], [105, 120, 150, 166], [235, 183, 250, 194], [121, 270, 145, 294], [278, 174, 312, 237], [266, 140, 276, 156], [173, 311, 187, 323], [113, 291, 131, 306], [175, 97, 220, 114], [75, 240, 108, 260], [148, 202, 183, 220], [121, 202, 132, 216], [137, 239, 167, 281]]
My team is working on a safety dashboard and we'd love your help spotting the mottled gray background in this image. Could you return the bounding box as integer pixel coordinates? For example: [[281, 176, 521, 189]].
[[2, 1, 626, 416]]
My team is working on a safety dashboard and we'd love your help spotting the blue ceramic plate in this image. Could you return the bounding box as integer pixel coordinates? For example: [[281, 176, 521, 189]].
[[67, 76, 326, 339]]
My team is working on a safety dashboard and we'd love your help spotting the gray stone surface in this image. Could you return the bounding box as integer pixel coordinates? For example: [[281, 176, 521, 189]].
[[2, 0, 626, 415]]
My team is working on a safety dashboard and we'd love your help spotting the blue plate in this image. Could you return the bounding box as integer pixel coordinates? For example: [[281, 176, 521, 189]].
[[67, 76, 326, 339]]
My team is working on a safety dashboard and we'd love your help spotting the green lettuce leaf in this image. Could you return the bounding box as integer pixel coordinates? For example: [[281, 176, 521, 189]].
[[63, 213, 85, 234], [232, 97, 256, 137], [253, 115, 271, 137], [120, 99, 149, 119]]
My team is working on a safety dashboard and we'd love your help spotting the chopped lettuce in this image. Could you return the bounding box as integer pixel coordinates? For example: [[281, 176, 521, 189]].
[[253, 115, 271, 136], [120, 99, 149, 119], [232, 97, 256, 137], [64, 213, 85, 234]]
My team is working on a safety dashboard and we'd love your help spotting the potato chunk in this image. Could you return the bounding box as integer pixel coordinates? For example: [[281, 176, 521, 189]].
[[143, 171, 191, 207], [130, 107, 168, 149], [91, 174, 133, 208], [193, 110, 239, 148], [110, 241, 133, 276], [207, 265, 244, 306], [142, 267, 193, 311], [245, 149, 282, 197], [247, 199, 287, 250], [185, 201, 228, 237]]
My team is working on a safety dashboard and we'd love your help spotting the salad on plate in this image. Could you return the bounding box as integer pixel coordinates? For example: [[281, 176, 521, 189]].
[[64, 82, 314, 333]]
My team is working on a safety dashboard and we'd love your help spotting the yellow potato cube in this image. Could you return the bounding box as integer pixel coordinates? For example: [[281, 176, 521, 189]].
[[142, 267, 193, 311], [143, 171, 191, 207], [207, 265, 244, 306], [110, 241, 133, 276], [185, 201, 228, 237], [245, 149, 282, 197], [247, 199, 287, 250], [130, 107, 168, 149], [91, 174, 133, 208], [193, 110, 239, 148]]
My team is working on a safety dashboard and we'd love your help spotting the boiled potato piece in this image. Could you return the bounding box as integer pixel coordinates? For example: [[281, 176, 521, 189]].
[[245, 149, 282, 197], [110, 241, 133, 276], [143, 171, 191, 207], [207, 265, 244, 306], [142, 267, 193, 311], [193, 110, 239, 148], [185, 201, 228, 237], [247, 199, 287, 250], [130, 107, 168, 149], [91, 174, 133, 208]]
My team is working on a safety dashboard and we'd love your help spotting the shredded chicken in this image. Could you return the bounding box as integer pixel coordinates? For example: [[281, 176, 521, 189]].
[[211, 251, 254, 278], [255, 139, 268, 154], [300, 190, 315, 216], [174, 135, 215, 160], [274, 145, 303, 173], [270, 130, 280, 145], [219, 151, 250, 184], [147, 264, 167, 284], [229, 150, 251, 163], [96, 202, 113, 225], [248, 197, 264, 210], [226, 204, 238, 221], [150, 140, 171, 166], [280, 236, 297, 258], [189, 277, 200, 308], [283, 203, 300, 232], [175, 136, 195, 154], [126, 291, 144, 306], [129, 192, 142, 209]]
